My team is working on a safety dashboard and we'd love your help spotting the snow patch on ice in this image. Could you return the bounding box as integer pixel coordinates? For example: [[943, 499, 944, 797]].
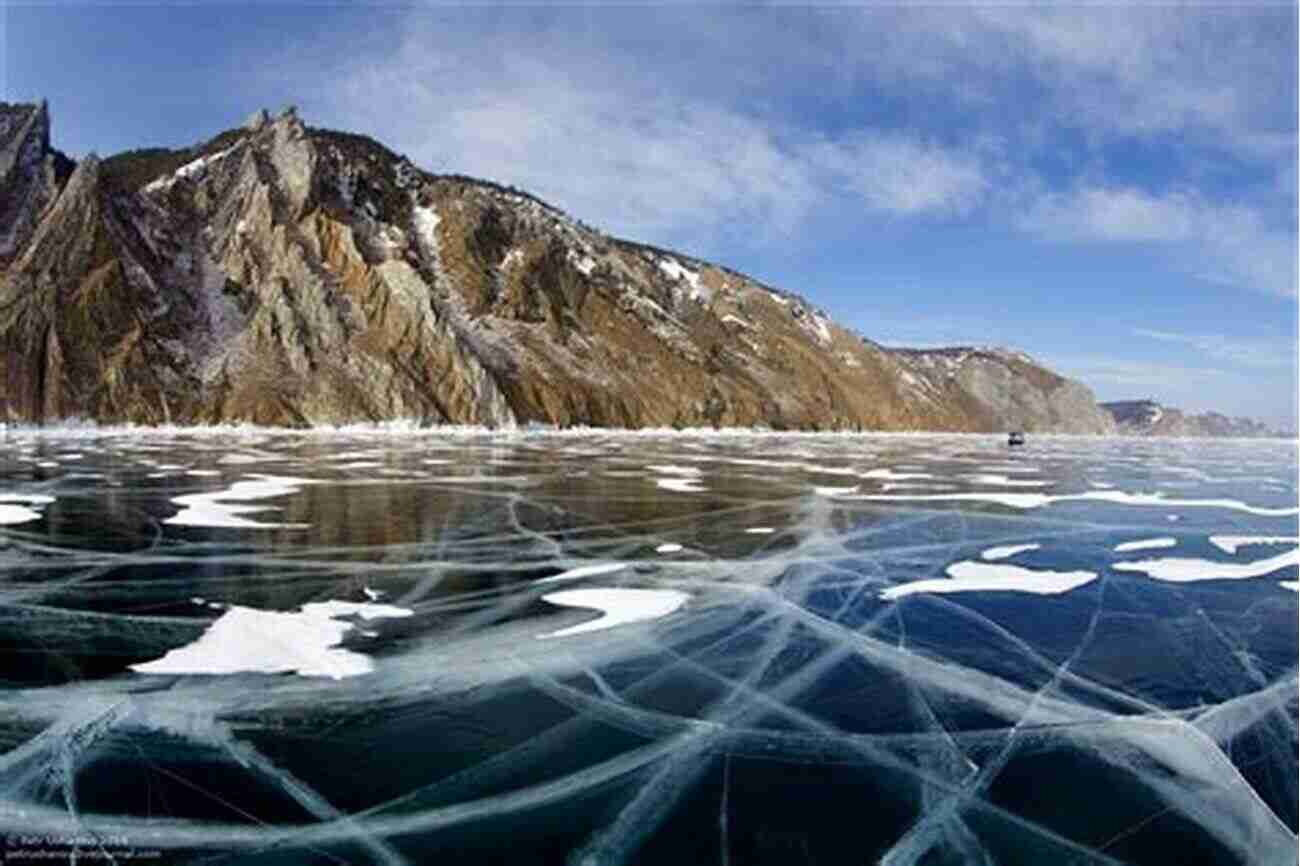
[[1114, 538, 1178, 553], [538, 588, 689, 638], [649, 464, 706, 493], [980, 543, 1040, 561], [814, 485, 859, 496], [537, 563, 628, 584], [1113, 549, 1300, 583], [1208, 536, 1299, 555], [131, 599, 413, 679], [962, 474, 1050, 488], [850, 489, 1300, 517], [862, 468, 935, 482], [656, 478, 705, 493], [165, 475, 311, 529], [0, 493, 54, 525], [647, 464, 702, 477], [882, 561, 1096, 600]]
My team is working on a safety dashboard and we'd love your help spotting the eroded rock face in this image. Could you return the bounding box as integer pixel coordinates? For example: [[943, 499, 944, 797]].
[[0, 103, 1116, 431], [0, 102, 73, 267]]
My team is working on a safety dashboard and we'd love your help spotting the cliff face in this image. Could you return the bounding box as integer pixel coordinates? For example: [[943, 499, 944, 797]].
[[1100, 400, 1286, 438], [0, 102, 73, 267], [0, 103, 1115, 431]]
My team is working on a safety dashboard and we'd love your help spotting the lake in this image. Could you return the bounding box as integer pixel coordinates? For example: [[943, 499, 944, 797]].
[[0, 427, 1295, 865]]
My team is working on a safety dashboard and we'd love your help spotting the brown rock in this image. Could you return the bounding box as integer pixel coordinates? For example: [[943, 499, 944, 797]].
[[0, 103, 1117, 433]]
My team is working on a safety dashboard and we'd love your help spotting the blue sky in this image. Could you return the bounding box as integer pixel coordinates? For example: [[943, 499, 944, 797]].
[[4, 3, 1297, 428]]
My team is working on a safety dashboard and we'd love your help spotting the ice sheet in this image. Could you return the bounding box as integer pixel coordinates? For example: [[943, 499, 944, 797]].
[[0, 430, 1293, 865]]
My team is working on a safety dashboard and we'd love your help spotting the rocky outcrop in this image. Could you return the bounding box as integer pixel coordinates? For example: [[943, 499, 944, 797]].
[[0, 102, 74, 267], [887, 347, 1116, 434], [1100, 399, 1288, 438], [0, 102, 1116, 431]]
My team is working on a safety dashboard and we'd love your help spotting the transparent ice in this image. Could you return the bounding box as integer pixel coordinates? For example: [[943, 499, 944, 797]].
[[0, 427, 1294, 864]]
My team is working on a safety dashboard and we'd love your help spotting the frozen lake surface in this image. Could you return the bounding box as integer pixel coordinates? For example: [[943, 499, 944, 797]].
[[0, 427, 1295, 864]]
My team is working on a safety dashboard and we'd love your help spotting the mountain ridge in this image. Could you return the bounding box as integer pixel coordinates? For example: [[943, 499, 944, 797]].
[[1100, 399, 1291, 439], [0, 101, 1143, 432]]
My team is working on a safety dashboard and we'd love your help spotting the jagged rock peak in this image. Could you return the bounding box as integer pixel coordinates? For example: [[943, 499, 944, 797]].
[[60, 150, 100, 189], [0, 99, 73, 265], [0, 101, 50, 176], [244, 109, 271, 131]]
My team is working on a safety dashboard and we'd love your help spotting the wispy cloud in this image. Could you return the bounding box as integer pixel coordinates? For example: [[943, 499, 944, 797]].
[[269, 6, 1293, 296], [962, 6, 1297, 160], [812, 134, 990, 217], [1130, 328, 1298, 370], [285, 12, 1002, 255], [317, 34, 821, 249]]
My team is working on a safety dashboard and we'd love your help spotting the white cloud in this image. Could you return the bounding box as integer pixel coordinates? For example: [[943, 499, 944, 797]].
[[265, 6, 1293, 296], [292, 13, 996, 255], [320, 37, 821, 248], [813, 134, 989, 217], [1021, 186, 1297, 297], [1024, 187, 1198, 243], [961, 6, 1296, 160]]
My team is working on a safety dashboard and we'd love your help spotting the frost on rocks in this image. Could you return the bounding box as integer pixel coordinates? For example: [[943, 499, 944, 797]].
[[569, 250, 596, 276], [142, 143, 243, 195], [412, 204, 442, 265], [657, 256, 711, 304]]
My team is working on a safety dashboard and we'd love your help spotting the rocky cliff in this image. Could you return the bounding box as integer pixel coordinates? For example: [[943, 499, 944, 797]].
[[1100, 400, 1289, 438], [0, 102, 74, 266], [0, 102, 1116, 432]]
